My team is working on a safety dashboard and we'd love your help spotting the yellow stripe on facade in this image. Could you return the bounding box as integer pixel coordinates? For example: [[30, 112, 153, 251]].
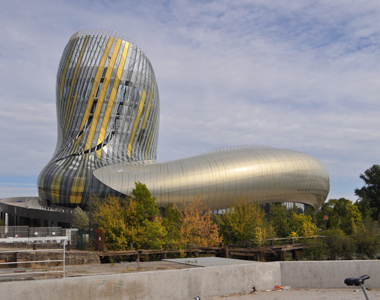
[[59, 38, 78, 116], [141, 81, 154, 130], [127, 90, 147, 157], [70, 154, 89, 203], [96, 41, 130, 159], [145, 108, 158, 160], [84, 38, 121, 151], [64, 35, 89, 130], [70, 37, 114, 154], [50, 157, 75, 204]]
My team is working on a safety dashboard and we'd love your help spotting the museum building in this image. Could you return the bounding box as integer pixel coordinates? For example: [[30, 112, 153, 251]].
[[0, 29, 330, 227]]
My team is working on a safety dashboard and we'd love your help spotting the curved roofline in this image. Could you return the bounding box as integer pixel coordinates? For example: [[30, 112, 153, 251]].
[[94, 147, 330, 210]]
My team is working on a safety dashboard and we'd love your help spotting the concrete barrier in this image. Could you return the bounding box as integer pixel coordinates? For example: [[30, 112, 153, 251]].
[[1, 260, 379, 299], [281, 260, 380, 289], [0, 262, 280, 300]]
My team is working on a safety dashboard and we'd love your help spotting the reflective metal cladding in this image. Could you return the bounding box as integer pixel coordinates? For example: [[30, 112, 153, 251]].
[[94, 148, 329, 210], [38, 29, 330, 209], [38, 29, 159, 206]]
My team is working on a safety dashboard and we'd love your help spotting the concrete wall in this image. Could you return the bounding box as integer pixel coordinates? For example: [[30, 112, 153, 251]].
[[281, 260, 380, 289], [1, 260, 379, 300], [0, 262, 280, 300]]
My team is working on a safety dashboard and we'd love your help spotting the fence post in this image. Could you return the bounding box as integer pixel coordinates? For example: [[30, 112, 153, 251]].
[[63, 240, 66, 278], [225, 245, 229, 258], [281, 250, 286, 261], [136, 251, 140, 270], [292, 250, 297, 260]]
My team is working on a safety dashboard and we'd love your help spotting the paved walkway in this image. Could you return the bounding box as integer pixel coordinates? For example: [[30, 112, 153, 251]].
[[204, 288, 380, 300]]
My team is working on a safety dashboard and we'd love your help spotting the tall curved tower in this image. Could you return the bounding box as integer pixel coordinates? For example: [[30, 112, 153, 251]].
[[38, 29, 159, 207]]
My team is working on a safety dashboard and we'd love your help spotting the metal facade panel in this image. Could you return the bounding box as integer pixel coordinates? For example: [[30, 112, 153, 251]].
[[38, 30, 160, 207], [94, 148, 330, 210]]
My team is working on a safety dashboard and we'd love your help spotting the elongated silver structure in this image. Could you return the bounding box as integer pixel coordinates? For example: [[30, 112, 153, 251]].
[[94, 147, 329, 210], [38, 29, 330, 209]]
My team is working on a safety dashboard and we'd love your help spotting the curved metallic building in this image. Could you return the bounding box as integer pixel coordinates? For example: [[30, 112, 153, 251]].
[[38, 29, 330, 209], [38, 29, 159, 207], [94, 147, 329, 210]]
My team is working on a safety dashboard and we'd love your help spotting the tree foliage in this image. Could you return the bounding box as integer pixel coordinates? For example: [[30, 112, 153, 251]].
[[90, 182, 166, 250], [72, 206, 89, 230], [90, 196, 130, 250], [316, 198, 362, 235], [179, 197, 222, 247], [162, 203, 182, 249], [218, 198, 271, 244], [288, 212, 316, 237], [268, 203, 316, 238], [269, 203, 292, 237], [355, 164, 380, 221], [132, 181, 160, 221]]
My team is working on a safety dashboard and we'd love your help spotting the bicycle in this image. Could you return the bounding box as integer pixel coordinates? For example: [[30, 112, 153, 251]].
[[344, 275, 370, 300]]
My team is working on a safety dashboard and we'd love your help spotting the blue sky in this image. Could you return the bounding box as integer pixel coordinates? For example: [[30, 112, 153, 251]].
[[0, 0, 379, 202]]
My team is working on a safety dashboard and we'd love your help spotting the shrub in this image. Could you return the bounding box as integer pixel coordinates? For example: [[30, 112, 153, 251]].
[[304, 238, 330, 260], [353, 226, 380, 259], [324, 228, 357, 259]]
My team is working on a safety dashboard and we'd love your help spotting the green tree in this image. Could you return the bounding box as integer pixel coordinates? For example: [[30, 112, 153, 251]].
[[218, 198, 269, 245], [141, 217, 167, 249], [316, 198, 362, 235], [72, 206, 89, 230], [288, 212, 316, 237], [90, 182, 166, 250], [304, 205, 316, 225], [269, 203, 292, 238], [91, 196, 129, 250], [355, 197, 374, 224], [323, 228, 357, 259], [132, 181, 160, 221], [352, 226, 380, 259], [162, 203, 182, 249], [355, 165, 380, 220]]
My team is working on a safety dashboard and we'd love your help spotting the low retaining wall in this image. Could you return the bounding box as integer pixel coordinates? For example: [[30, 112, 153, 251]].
[[0, 260, 379, 299], [0, 250, 100, 268], [281, 260, 380, 289], [0, 262, 280, 300]]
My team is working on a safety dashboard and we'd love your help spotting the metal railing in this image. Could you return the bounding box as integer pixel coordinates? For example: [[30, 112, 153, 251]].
[[0, 227, 78, 245], [0, 236, 68, 279], [0, 226, 63, 238]]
